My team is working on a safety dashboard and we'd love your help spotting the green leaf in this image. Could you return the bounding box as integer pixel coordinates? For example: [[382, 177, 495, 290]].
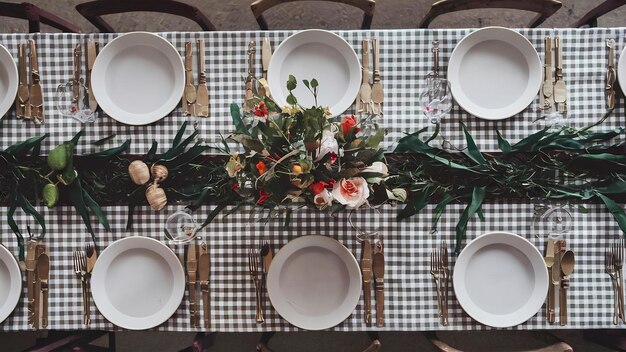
[[7, 192, 25, 260], [69, 178, 96, 244], [85, 139, 130, 158], [496, 130, 512, 153], [93, 134, 116, 146], [83, 189, 110, 231], [165, 144, 212, 171], [510, 127, 550, 152], [4, 134, 48, 156], [310, 79, 319, 88], [198, 202, 230, 230], [172, 121, 189, 147], [17, 193, 46, 238], [431, 193, 455, 231], [455, 187, 486, 253], [286, 75, 297, 91], [575, 153, 626, 165], [303, 79, 310, 89], [577, 205, 589, 214], [397, 190, 430, 220], [595, 180, 626, 194], [286, 94, 297, 105], [284, 208, 292, 227], [70, 130, 83, 145], [460, 122, 486, 165], [230, 103, 249, 135], [596, 193, 626, 236], [145, 141, 158, 162]]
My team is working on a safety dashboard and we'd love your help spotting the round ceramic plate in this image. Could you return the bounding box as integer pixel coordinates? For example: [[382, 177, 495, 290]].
[[448, 27, 542, 120], [618, 45, 626, 97], [268, 29, 361, 116], [91, 236, 185, 330], [91, 32, 185, 125], [267, 235, 361, 330], [0, 44, 18, 120], [453, 231, 549, 328], [0, 245, 22, 324]]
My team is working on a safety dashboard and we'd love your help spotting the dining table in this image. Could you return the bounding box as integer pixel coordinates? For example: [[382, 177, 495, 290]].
[[0, 27, 624, 332]]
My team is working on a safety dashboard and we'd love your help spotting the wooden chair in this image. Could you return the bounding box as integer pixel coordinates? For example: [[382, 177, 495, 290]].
[[418, 0, 562, 28], [75, 0, 216, 33], [572, 0, 626, 28], [256, 331, 381, 352], [424, 332, 573, 352], [179, 332, 217, 352], [251, 0, 376, 30], [23, 331, 114, 352], [0, 2, 81, 33]]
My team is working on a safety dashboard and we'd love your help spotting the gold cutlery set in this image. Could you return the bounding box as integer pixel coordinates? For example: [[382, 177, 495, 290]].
[[63, 40, 99, 122], [25, 240, 49, 328], [73, 244, 96, 325], [540, 36, 568, 114], [361, 238, 385, 327], [605, 39, 616, 110], [182, 40, 209, 118], [15, 39, 43, 123], [605, 238, 624, 324], [186, 241, 211, 328], [248, 241, 273, 323], [244, 38, 273, 111], [430, 241, 449, 326], [358, 38, 384, 115], [545, 239, 575, 325]]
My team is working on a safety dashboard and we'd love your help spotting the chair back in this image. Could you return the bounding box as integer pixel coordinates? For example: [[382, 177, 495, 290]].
[[0, 1, 80, 32], [75, 0, 216, 33], [251, 0, 376, 29], [572, 0, 626, 27], [418, 0, 562, 28]]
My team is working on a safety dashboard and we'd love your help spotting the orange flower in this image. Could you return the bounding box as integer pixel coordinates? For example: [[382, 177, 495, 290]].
[[341, 115, 360, 135], [292, 164, 302, 175], [256, 161, 266, 175]]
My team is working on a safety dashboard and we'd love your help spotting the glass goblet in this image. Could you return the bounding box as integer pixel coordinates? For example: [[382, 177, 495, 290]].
[[164, 208, 200, 244], [419, 76, 452, 125]]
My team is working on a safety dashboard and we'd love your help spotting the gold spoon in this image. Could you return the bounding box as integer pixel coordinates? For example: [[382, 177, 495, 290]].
[[560, 250, 575, 325]]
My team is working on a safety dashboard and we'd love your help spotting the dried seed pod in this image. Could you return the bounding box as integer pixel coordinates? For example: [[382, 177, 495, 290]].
[[128, 160, 150, 185], [151, 164, 169, 183], [146, 184, 167, 211]]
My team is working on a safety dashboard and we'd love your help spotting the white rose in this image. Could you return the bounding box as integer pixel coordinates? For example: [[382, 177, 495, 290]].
[[386, 188, 407, 202], [362, 161, 388, 176], [315, 130, 339, 162], [332, 177, 370, 209], [313, 189, 333, 209]]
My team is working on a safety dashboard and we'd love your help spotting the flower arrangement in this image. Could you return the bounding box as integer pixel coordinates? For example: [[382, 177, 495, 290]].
[[225, 75, 405, 211]]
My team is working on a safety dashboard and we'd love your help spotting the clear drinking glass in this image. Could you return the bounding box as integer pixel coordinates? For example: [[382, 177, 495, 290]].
[[164, 208, 200, 244], [419, 76, 452, 124], [532, 200, 573, 239], [55, 81, 96, 123]]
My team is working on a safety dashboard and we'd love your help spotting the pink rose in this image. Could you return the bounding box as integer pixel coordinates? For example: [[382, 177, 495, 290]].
[[332, 177, 370, 208], [313, 189, 333, 209]]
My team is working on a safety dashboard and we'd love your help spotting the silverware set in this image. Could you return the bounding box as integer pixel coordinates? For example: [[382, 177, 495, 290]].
[[358, 38, 384, 116], [182, 40, 209, 118], [73, 244, 96, 325], [544, 239, 575, 325], [15, 39, 44, 123], [26, 240, 49, 328], [541, 35, 568, 114], [371, 239, 385, 327], [605, 39, 616, 110], [186, 241, 211, 328], [248, 247, 264, 323], [606, 238, 624, 324], [430, 241, 449, 326], [59, 40, 99, 123]]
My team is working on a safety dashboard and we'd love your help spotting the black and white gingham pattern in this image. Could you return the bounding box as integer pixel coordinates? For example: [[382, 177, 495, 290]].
[[0, 29, 625, 331]]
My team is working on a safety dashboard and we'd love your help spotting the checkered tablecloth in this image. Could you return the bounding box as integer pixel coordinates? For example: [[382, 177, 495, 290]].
[[0, 28, 625, 332]]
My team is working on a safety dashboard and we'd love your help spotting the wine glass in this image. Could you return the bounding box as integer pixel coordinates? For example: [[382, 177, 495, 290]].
[[419, 76, 452, 125], [532, 200, 573, 239], [164, 208, 200, 244], [55, 81, 96, 123]]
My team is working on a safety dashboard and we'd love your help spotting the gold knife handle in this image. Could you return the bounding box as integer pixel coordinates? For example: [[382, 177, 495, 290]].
[[372, 39, 380, 83], [363, 279, 372, 326], [85, 277, 91, 326], [560, 279, 568, 326], [198, 39, 206, 84], [188, 279, 197, 327], [375, 279, 384, 327], [362, 39, 369, 83], [201, 282, 210, 328], [441, 273, 448, 326], [618, 270, 625, 321], [253, 278, 264, 323], [611, 277, 620, 324], [41, 281, 48, 328], [547, 277, 555, 323], [29, 39, 39, 81]]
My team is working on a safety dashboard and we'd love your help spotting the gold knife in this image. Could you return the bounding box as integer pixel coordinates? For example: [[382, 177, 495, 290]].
[[552, 240, 563, 324], [359, 39, 371, 114], [72, 44, 81, 112], [87, 39, 98, 113], [33, 243, 45, 329], [259, 37, 272, 97], [196, 39, 209, 117], [553, 36, 567, 113], [25, 240, 37, 326], [545, 239, 555, 323], [186, 242, 198, 327], [28, 39, 43, 123], [37, 251, 49, 328], [371, 38, 384, 116], [183, 41, 196, 116], [244, 41, 255, 113], [440, 241, 449, 326], [361, 239, 372, 326], [372, 240, 384, 327], [198, 242, 210, 328], [85, 244, 97, 326], [542, 36, 553, 111], [606, 39, 616, 110], [16, 43, 28, 119]]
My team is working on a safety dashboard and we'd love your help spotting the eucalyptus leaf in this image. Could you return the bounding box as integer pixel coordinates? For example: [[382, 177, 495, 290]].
[[455, 187, 486, 253], [596, 193, 626, 236], [230, 103, 249, 135], [460, 122, 486, 165]]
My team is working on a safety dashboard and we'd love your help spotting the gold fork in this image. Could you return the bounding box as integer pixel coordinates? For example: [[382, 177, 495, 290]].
[[614, 239, 625, 321], [73, 251, 88, 325], [440, 240, 449, 326], [606, 249, 620, 324], [430, 248, 443, 322], [248, 248, 264, 323]]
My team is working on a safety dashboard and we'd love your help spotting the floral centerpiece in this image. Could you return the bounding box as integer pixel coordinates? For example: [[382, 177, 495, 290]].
[[225, 75, 405, 211]]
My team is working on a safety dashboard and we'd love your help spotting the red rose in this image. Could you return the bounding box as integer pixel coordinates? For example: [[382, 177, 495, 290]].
[[257, 188, 268, 205], [341, 115, 360, 135], [309, 181, 329, 195], [254, 101, 268, 118], [328, 152, 338, 164]]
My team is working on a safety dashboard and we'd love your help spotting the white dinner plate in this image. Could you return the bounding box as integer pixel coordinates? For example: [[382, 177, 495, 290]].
[[267, 235, 361, 330], [91, 32, 185, 125], [0, 44, 18, 120], [91, 236, 185, 330], [453, 231, 548, 328], [618, 45, 626, 97], [448, 27, 542, 120], [0, 245, 22, 324], [268, 29, 361, 116]]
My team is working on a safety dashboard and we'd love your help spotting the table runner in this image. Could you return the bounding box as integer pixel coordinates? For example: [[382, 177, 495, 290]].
[[0, 28, 625, 332]]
